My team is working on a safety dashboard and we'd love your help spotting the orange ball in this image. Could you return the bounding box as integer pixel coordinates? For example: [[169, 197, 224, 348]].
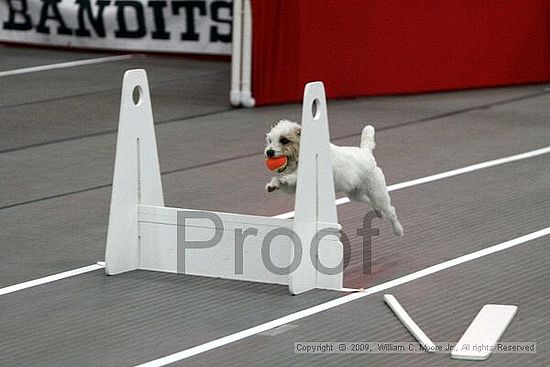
[[265, 156, 288, 172]]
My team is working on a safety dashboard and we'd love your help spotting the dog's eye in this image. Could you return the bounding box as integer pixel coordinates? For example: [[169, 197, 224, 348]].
[[280, 137, 290, 145]]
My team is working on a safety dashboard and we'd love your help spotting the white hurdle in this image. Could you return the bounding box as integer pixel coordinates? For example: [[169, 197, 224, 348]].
[[105, 69, 343, 295]]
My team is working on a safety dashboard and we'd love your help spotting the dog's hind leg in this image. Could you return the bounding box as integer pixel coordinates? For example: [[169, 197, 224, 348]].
[[373, 195, 403, 236], [386, 205, 403, 236], [371, 192, 403, 236], [368, 169, 403, 236], [358, 194, 382, 218], [349, 189, 382, 217]]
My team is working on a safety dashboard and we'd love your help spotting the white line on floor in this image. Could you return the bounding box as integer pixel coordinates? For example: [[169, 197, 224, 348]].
[[134, 226, 550, 367], [2, 146, 549, 296], [273, 146, 550, 219], [0, 55, 136, 77], [0, 262, 105, 296]]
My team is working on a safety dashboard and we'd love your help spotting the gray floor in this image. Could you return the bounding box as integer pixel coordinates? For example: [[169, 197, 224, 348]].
[[0, 45, 548, 367]]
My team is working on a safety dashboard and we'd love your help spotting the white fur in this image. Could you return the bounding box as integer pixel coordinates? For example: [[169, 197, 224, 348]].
[[265, 120, 403, 236]]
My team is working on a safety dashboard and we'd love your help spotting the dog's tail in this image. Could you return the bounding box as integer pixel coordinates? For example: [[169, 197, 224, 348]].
[[360, 125, 376, 151]]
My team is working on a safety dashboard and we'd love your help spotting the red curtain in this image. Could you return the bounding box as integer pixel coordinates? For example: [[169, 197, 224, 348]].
[[251, 0, 550, 106]]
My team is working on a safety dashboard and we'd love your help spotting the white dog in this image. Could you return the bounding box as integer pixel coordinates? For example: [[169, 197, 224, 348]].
[[265, 120, 403, 236]]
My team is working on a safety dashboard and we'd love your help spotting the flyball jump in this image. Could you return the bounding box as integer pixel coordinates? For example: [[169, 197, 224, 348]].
[[105, 69, 343, 295]]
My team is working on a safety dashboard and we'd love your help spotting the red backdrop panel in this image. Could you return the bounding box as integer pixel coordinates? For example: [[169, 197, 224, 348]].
[[251, 0, 550, 106]]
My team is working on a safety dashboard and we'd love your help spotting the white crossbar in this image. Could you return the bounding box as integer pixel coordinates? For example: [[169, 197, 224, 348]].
[[105, 70, 342, 294]]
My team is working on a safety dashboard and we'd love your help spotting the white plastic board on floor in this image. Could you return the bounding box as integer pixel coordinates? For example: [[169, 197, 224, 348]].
[[105, 70, 343, 294], [384, 294, 436, 352], [452, 304, 518, 360]]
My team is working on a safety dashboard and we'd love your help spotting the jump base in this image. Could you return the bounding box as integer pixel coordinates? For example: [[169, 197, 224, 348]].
[[105, 70, 343, 295]]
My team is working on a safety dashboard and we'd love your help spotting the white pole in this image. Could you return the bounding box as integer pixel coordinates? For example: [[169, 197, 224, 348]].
[[384, 294, 436, 352], [230, 0, 243, 106], [240, 0, 255, 107]]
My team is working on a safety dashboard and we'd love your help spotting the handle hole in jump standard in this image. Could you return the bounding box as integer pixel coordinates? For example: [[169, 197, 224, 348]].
[[132, 86, 143, 106], [312, 98, 321, 120]]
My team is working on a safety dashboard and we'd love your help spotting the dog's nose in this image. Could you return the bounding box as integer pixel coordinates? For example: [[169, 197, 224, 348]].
[[266, 149, 275, 157]]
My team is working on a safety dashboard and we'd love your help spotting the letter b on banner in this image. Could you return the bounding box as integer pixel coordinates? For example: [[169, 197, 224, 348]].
[[3, 0, 32, 30]]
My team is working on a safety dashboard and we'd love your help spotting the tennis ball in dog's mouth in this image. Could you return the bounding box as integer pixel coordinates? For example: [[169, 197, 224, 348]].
[[265, 156, 288, 172]]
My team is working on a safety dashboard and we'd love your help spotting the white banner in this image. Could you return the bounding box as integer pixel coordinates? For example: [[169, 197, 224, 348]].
[[0, 0, 232, 55]]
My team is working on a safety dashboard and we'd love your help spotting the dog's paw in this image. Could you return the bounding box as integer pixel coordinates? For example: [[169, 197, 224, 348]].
[[265, 183, 279, 192]]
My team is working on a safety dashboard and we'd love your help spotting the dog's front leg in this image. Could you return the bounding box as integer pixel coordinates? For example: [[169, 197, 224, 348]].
[[278, 173, 297, 193], [265, 176, 280, 192]]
